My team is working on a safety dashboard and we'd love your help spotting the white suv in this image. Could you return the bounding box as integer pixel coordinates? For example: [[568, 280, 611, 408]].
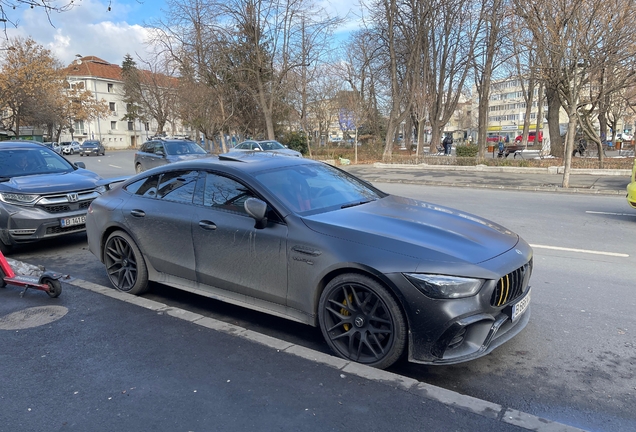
[[60, 141, 81, 155]]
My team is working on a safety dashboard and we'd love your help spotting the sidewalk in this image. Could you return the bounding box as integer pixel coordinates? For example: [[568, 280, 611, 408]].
[[344, 163, 630, 195], [0, 273, 585, 432]]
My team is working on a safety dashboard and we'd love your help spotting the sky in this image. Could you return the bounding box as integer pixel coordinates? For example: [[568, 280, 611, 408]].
[[4, 0, 361, 67]]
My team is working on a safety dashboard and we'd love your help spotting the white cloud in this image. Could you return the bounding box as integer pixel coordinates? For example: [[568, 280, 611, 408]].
[[5, 0, 158, 66]]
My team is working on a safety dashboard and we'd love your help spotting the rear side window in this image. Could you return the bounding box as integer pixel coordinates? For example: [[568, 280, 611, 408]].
[[157, 171, 198, 203], [125, 175, 159, 197]]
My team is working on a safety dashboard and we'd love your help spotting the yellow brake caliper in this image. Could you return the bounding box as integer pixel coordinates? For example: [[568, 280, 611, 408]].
[[341, 294, 353, 331]]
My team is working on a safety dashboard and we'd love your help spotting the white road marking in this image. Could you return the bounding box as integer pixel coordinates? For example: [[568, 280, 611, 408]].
[[108, 164, 122, 168], [586, 211, 636, 217], [530, 244, 629, 257]]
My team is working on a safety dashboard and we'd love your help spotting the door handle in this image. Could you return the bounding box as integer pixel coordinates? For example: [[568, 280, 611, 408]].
[[130, 209, 145, 217], [198, 220, 217, 230]]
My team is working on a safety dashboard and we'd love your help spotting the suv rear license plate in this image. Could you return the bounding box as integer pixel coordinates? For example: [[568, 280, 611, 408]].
[[60, 215, 86, 228], [511, 289, 531, 322]]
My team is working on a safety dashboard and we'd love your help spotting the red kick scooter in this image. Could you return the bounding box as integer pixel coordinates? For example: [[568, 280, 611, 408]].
[[0, 251, 62, 298]]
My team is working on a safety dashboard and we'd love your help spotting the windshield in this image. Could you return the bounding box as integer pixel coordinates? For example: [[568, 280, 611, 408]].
[[1, 148, 75, 178], [254, 163, 385, 214], [165, 141, 207, 156], [83, 143, 98, 148]]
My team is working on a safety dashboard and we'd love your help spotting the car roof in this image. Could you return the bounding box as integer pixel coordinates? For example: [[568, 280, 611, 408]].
[[0, 140, 49, 150], [133, 151, 315, 178]]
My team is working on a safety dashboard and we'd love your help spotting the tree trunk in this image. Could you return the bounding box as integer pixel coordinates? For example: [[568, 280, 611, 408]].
[[545, 86, 562, 157]]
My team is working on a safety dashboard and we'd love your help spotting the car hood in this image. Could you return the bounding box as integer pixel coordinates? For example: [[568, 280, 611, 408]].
[[0, 170, 102, 194], [302, 195, 519, 265]]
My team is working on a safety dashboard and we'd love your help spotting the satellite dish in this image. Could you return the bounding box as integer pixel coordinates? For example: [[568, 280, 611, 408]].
[[75, 59, 82, 65]]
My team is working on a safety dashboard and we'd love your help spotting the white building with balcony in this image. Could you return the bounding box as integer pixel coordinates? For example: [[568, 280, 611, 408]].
[[59, 56, 192, 149]]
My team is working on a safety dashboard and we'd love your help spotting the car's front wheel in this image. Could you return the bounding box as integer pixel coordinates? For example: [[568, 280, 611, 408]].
[[104, 231, 149, 295], [319, 274, 406, 369]]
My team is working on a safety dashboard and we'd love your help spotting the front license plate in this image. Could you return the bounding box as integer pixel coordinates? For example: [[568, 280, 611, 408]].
[[60, 215, 86, 228], [511, 289, 531, 322]]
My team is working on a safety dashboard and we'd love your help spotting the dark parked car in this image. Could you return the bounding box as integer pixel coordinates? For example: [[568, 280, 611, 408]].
[[86, 152, 532, 369], [79, 140, 105, 156], [232, 140, 302, 157], [0, 141, 110, 254], [134, 138, 211, 173]]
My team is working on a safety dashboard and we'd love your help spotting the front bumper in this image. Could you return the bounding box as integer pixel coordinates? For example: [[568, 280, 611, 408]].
[[386, 247, 533, 365], [0, 201, 91, 247]]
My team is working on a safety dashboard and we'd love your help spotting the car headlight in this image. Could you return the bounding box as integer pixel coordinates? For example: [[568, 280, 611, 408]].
[[95, 185, 107, 194], [0, 192, 41, 206], [404, 274, 484, 299]]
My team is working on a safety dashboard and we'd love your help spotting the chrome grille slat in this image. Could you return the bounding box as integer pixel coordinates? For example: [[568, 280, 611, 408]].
[[491, 259, 532, 307]]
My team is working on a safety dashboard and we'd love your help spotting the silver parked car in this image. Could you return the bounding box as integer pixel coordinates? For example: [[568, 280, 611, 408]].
[[232, 140, 302, 157], [86, 152, 532, 369], [0, 141, 110, 254], [60, 141, 81, 155], [134, 138, 211, 173]]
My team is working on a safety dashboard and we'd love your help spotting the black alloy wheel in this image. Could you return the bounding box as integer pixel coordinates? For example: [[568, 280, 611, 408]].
[[104, 231, 149, 295], [319, 274, 406, 369]]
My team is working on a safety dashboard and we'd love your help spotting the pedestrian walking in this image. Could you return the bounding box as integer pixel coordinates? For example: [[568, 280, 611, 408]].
[[443, 134, 453, 156]]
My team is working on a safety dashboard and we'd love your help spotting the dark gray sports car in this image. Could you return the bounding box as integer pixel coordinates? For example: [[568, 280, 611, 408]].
[[86, 152, 532, 369]]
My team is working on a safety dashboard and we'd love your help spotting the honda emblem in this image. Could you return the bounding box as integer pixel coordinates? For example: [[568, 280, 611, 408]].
[[67, 193, 79, 202]]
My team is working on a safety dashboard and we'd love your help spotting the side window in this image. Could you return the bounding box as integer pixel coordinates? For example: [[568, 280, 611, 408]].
[[236, 143, 248, 150], [156, 170, 198, 204], [154, 142, 165, 154], [125, 175, 160, 198], [141, 142, 154, 154], [203, 172, 254, 214]]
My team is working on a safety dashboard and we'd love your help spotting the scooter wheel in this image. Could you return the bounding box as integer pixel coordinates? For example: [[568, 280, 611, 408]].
[[42, 277, 62, 298]]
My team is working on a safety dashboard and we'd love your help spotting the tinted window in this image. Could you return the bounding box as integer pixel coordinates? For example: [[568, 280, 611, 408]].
[[125, 175, 159, 197], [203, 172, 254, 214], [156, 171, 198, 203], [236, 143, 249, 150], [141, 142, 155, 153]]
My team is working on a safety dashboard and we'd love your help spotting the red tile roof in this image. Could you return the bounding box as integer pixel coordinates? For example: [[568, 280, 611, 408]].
[[62, 56, 123, 81]]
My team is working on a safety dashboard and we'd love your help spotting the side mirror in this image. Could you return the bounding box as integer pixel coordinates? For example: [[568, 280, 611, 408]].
[[74, 162, 86, 169], [244, 198, 268, 229]]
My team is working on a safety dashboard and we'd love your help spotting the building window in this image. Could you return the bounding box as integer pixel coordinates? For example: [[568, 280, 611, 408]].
[[144, 122, 150, 131], [73, 120, 85, 135], [109, 102, 116, 111], [107, 83, 114, 93], [128, 121, 134, 131], [111, 121, 117, 130]]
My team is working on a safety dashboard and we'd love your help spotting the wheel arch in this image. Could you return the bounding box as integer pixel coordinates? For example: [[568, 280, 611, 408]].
[[312, 264, 411, 330]]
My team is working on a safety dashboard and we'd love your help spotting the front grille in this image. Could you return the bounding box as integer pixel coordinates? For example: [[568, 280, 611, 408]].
[[491, 259, 532, 307], [46, 224, 86, 235], [34, 190, 99, 214]]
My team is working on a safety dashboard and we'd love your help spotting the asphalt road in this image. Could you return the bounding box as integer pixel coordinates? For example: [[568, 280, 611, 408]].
[[6, 151, 636, 431]]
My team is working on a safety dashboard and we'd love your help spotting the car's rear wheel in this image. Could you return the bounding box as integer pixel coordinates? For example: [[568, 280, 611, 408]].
[[104, 231, 149, 295], [70, 149, 74, 155], [135, 164, 144, 174], [319, 274, 406, 369]]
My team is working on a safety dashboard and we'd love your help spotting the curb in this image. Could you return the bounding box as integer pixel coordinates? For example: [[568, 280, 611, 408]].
[[68, 277, 587, 432], [372, 162, 632, 176], [356, 176, 626, 196]]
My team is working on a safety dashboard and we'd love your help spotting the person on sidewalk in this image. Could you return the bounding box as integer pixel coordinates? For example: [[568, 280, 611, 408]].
[[443, 134, 453, 156]]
